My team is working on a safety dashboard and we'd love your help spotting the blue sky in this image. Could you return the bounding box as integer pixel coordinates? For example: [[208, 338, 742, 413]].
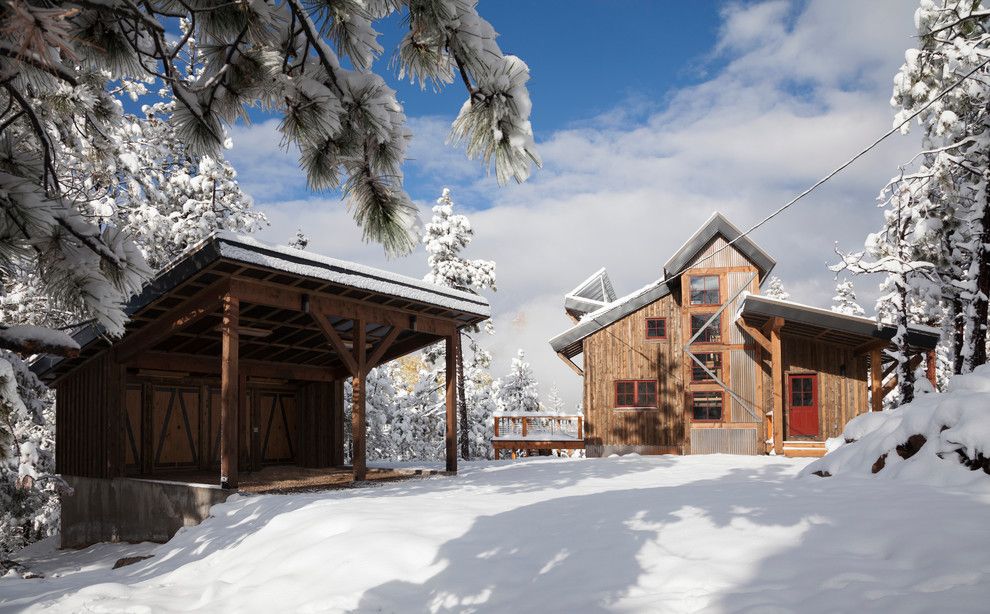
[[226, 0, 921, 405]]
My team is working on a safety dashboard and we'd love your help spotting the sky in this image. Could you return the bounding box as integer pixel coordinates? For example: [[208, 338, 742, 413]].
[[226, 0, 923, 408]]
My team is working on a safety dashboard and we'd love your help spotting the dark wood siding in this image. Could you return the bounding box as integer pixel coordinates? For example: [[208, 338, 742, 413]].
[[780, 335, 869, 441], [297, 381, 344, 468], [55, 352, 125, 478]]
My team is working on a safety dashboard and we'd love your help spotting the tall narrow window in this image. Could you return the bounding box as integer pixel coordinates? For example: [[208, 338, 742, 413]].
[[646, 318, 667, 339], [692, 391, 723, 421], [615, 380, 657, 408], [689, 275, 720, 305], [691, 352, 723, 382], [690, 313, 721, 344]]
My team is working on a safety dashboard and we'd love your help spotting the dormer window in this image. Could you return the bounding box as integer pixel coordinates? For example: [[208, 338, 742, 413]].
[[689, 275, 720, 305]]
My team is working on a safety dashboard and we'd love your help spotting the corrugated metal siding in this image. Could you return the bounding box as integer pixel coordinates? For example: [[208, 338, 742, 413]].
[[686, 236, 753, 270], [730, 349, 760, 423], [727, 271, 757, 343], [690, 427, 759, 455]]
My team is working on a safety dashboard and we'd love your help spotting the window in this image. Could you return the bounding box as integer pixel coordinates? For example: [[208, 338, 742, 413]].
[[646, 318, 667, 339], [790, 375, 815, 407], [692, 391, 723, 421], [615, 380, 658, 408], [691, 352, 723, 382], [690, 313, 721, 344], [690, 275, 720, 305]]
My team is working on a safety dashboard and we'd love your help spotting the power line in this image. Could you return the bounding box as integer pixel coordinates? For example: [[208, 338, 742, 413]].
[[673, 54, 990, 283]]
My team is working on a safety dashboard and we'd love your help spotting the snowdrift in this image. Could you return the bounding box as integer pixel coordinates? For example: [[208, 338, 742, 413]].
[[802, 365, 990, 485]]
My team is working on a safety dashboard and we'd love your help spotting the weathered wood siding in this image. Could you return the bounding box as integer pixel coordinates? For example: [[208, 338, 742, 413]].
[[55, 352, 125, 478], [297, 381, 344, 468], [685, 236, 754, 270], [780, 335, 869, 441], [582, 292, 684, 454]]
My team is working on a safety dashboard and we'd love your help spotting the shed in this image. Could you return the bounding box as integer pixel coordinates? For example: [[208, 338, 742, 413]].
[[33, 232, 489, 546]]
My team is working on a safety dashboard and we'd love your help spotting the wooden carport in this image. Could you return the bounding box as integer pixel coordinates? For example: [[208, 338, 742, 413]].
[[34, 233, 490, 488]]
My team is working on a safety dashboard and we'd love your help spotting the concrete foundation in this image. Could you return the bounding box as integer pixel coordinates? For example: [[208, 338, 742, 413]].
[[60, 475, 232, 548]]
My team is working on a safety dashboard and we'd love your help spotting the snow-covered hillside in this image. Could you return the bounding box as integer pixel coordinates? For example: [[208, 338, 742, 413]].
[[3, 455, 989, 613], [804, 365, 990, 486]]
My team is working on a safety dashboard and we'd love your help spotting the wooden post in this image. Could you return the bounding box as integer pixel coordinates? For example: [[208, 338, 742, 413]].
[[870, 347, 884, 413], [220, 294, 239, 490], [445, 334, 458, 473], [577, 416, 584, 440], [926, 349, 937, 389], [352, 318, 367, 481], [769, 317, 784, 456]]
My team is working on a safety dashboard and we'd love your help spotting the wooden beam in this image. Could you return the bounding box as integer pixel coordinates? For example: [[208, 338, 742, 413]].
[[220, 294, 239, 490], [116, 277, 230, 362], [125, 351, 345, 382], [367, 325, 402, 368], [556, 351, 584, 377], [352, 319, 367, 481], [445, 333, 458, 473], [229, 278, 459, 337], [311, 311, 358, 377], [870, 347, 883, 413], [855, 338, 889, 356], [737, 320, 771, 353], [769, 317, 784, 455], [926, 350, 938, 388]]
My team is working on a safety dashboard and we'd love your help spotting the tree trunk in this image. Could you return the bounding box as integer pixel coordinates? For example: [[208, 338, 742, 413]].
[[953, 295, 965, 375], [897, 283, 916, 406], [971, 188, 990, 368], [456, 332, 469, 460]]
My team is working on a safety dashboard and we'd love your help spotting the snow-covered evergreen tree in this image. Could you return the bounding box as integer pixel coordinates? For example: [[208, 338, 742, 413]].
[[422, 187, 496, 459], [496, 350, 541, 414], [289, 230, 310, 251], [831, 279, 866, 317], [545, 384, 565, 414], [763, 277, 790, 301]]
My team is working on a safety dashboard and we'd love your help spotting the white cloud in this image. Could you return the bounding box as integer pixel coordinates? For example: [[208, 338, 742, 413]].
[[233, 0, 921, 409]]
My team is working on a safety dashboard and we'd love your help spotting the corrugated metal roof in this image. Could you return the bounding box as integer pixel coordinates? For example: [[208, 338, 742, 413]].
[[663, 212, 775, 281]]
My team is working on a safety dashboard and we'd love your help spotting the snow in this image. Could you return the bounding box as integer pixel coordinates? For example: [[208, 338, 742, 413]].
[[3, 455, 990, 613], [804, 364, 990, 486], [0, 326, 79, 353], [210, 232, 491, 318]]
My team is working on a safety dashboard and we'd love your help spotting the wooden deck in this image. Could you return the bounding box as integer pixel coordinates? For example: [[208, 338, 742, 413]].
[[144, 464, 448, 494], [492, 414, 585, 458]]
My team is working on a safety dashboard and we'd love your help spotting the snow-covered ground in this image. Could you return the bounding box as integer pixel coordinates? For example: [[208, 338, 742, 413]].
[[2, 455, 989, 613]]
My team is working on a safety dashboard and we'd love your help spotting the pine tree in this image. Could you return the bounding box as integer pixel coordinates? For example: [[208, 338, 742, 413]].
[[763, 277, 790, 301], [545, 384, 565, 414], [422, 187, 496, 459], [496, 350, 541, 414], [831, 279, 866, 317], [289, 230, 310, 251]]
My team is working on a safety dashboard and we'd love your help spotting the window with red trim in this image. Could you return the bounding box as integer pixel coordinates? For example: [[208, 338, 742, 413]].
[[689, 275, 720, 305], [690, 313, 721, 344], [615, 380, 657, 408], [691, 352, 723, 382], [691, 391, 723, 421], [646, 318, 667, 339]]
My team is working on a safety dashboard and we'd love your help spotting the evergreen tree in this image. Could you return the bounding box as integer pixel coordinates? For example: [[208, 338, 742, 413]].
[[289, 230, 310, 251], [831, 279, 866, 317], [422, 187, 496, 459], [545, 384, 565, 414], [763, 277, 790, 301], [496, 350, 541, 414]]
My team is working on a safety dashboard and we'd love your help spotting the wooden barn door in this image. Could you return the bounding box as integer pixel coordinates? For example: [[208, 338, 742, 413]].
[[787, 374, 819, 438], [152, 385, 201, 469], [123, 384, 143, 474], [256, 390, 297, 465]]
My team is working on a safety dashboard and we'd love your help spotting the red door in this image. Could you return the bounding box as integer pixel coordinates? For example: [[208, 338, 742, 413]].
[[788, 374, 819, 437]]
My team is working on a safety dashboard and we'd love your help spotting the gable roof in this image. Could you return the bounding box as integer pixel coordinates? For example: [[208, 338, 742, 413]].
[[662, 212, 775, 282], [550, 212, 773, 359], [564, 268, 616, 319]]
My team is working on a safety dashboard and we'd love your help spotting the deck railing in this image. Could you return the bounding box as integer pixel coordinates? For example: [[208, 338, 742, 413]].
[[492, 414, 584, 442]]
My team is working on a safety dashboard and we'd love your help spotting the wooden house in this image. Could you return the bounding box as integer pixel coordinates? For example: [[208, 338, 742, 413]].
[[31, 233, 489, 546], [549, 213, 940, 458]]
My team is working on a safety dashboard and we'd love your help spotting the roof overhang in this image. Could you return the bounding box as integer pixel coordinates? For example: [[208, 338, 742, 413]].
[[737, 294, 940, 353], [32, 232, 491, 382]]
